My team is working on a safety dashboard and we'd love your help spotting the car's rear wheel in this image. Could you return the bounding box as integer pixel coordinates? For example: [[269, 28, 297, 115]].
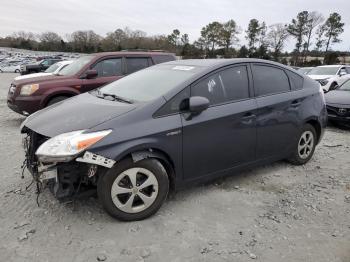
[[288, 124, 317, 165], [97, 158, 169, 221], [46, 96, 70, 107], [15, 69, 20, 73]]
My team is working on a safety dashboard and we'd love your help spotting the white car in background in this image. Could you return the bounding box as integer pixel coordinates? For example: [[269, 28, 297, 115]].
[[14, 60, 73, 81], [307, 65, 350, 92], [0, 61, 21, 73]]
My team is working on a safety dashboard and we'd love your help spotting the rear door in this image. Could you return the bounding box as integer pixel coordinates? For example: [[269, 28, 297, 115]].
[[182, 65, 257, 180], [125, 57, 152, 75], [81, 57, 124, 92], [251, 64, 302, 159]]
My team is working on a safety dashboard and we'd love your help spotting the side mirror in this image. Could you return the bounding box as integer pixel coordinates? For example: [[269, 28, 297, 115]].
[[85, 69, 98, 79], [189, 96, 210, 114]]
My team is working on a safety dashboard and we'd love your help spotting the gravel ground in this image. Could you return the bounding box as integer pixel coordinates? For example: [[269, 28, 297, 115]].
[[0, 73, 349, 262]]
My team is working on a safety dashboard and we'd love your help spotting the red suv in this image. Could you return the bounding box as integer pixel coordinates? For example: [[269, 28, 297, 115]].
[[7, 51, 176, 115]]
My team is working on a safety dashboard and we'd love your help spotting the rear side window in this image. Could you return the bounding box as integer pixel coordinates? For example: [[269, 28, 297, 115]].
[[126, 57, 149, 74], [191, 66, 250, 105], [287, 71, 304, 90], [153, 55, 176, 64], [252, 65, 290, 96], [93, 58, 122, 77]]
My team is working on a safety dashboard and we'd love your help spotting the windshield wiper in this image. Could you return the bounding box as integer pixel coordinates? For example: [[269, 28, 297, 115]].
[[94, 90, 133, 104]]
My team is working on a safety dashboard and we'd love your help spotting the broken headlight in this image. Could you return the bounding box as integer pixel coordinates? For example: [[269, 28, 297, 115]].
[[35, 130, 112, 162]]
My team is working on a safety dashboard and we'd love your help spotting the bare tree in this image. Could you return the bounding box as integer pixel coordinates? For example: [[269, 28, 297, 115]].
[[303, 11, 324, 61], [267, 23, 289, 61]]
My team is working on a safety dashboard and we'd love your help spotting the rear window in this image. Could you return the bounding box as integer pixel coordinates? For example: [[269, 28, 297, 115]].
[[153, 55, 176, 64], [252, 65, 290, 96], [287, 71, 304, 90]]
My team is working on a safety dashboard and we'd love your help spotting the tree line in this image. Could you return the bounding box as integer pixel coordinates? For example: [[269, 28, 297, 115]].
[[0, 11, 346, 66]]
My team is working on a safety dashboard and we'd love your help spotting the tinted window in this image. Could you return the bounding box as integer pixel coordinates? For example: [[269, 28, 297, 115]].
[[220, 66, 249, 101], [155, 87, 190, 116], [345, 67, 350, 74], [93, 58, 122, 77], [287, 71, 304, 90], [253, 65, 290, 96], [153, 55, 175, 64], [126, 57, 149, 74], [191, 66, 249, 105]]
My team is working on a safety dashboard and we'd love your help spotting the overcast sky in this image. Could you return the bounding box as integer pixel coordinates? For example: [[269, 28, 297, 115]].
[[1, 0, 349, 51]]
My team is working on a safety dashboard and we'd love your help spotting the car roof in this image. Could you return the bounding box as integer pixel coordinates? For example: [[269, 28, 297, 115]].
[[163, 58, 296, 70], [316, 65, 344, 68], [90, 51, 175, 58]]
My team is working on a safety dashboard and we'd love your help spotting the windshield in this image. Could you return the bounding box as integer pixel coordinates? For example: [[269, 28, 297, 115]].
[[58, 55, 94, 76], [45, 63, 60, 73], [339, 80, 350, 91], [298, 68, 312, 75], [308, 66, 339, 75], [98, 64, 198, 102]]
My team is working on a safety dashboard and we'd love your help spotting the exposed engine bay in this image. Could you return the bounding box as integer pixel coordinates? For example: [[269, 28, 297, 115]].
[[22, 128, 108, 202]]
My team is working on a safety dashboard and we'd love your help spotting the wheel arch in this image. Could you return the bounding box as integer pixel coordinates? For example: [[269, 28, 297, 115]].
[[117, 147, 176, 191], [42, 88, 79, 107], [304, 118, 322, 143]]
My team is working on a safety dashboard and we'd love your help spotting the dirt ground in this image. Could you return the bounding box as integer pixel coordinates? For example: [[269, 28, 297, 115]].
[[0, 73, 349, 262]]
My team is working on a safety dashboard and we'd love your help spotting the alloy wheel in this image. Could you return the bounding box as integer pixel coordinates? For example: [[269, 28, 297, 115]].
[[298, 131, 314, 159], [111, 167, 159, 213]]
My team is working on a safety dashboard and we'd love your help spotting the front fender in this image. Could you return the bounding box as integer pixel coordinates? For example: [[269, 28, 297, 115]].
[[41, 87, 80, 107]]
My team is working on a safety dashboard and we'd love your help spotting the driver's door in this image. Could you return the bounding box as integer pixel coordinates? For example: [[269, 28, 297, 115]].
[[181, 65, 257, 181]]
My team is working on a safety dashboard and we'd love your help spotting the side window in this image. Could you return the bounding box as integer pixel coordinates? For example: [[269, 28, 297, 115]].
[[92, 58, 122, 77], [339, 67, 347, 75], [219, 66, 250, 101], [153, 55, 175, 64], [41, 60, 50, 66], [155, 87, 190, 116], [345, 67, 350, 74], [126, 57, 149, 74], [286, 71, 304, 90], [191, 72, 225, 105], [252, 65, 290, 96], [191, 66, 250, 105]]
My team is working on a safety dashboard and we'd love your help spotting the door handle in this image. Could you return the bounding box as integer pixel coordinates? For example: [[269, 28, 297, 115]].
[[291, 100, 302, 107], [241, 112, 256, 120]]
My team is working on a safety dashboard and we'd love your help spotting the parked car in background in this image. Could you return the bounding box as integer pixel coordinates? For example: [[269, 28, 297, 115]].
[[8, 51, 176, 115], [20, 58, 62, 75], [307, 65, 350, 92], [325, 78, 350, 127], [298, 67, 313, 75], [14, 61, 73, 81], [0, 61, 21, 73], [20, 59, 327, 221]]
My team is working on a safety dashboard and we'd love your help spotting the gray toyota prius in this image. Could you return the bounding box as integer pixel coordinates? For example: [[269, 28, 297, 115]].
[[20, 59, 327, 221]]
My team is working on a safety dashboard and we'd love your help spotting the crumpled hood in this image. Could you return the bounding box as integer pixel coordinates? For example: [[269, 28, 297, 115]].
[[325, 90, 350, 106], [308, 75, 333, 80], [22, 92, 136, 137]]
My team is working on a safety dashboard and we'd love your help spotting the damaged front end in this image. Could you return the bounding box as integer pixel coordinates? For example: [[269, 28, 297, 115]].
[[22, 128, 114, 201]]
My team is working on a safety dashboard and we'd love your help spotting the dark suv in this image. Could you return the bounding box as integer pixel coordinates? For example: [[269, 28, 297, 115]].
[[21, 59, 327, 221], [8, 52, 176, 115], [20, 58, 62, 75]]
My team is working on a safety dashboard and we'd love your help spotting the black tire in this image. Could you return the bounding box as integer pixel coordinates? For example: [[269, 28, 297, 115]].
[[97, 158, 169, 221], [288, 124, 317, 165], [0, 69, 3, 73], [15, 69, 20, 73], [46, 96, 69, 106]]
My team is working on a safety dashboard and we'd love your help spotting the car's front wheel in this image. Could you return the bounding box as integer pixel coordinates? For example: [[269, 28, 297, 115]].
[[288, 124, 317, 165], [97, 158, 169, 221]]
